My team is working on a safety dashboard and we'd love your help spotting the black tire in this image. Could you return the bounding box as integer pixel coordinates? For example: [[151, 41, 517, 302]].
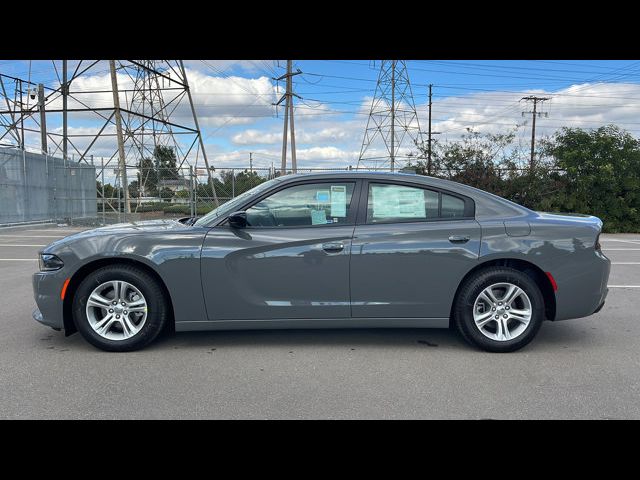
[[72, 264, 169, 352], [453, 267, 545, 353]]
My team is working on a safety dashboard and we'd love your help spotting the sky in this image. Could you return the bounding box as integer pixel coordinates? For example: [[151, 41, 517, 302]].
[[2, 59, 640, 173]]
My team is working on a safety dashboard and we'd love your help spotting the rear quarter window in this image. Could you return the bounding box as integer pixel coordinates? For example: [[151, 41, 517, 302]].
[[441, 193, 466, 218]]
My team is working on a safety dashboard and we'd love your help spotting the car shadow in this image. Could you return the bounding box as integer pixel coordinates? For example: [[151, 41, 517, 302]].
[[34, 319, 599, 353], [151, 327, 464, 351], [149, 320, 598, 352]]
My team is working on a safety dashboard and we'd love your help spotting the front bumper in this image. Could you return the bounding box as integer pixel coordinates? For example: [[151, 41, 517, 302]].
[[32, 307, 61, 330], [32, 271, 66, 330]]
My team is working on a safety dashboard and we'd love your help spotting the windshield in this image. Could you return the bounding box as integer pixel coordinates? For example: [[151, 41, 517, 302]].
[[194, 177, 283, 226]]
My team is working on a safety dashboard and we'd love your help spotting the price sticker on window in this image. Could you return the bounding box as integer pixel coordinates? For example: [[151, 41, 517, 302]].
[[330, 185, 347, 217]]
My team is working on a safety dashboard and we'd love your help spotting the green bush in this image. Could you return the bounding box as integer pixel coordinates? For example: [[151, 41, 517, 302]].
[[134, 203, 167, 213], [410, 125, 640, 233]]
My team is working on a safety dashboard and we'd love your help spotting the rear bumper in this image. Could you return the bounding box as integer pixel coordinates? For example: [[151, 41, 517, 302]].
[[592, 291, 607, 314], [553, 251, 610, 321]]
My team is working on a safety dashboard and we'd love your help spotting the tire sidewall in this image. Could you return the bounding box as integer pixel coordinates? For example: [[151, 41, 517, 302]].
[[72, 266, 166, 352], [456, 268, 545, 352]]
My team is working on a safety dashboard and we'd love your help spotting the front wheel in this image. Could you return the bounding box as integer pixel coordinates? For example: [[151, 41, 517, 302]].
[[72, 265, 169, 352], [453, 267, 545, 353]]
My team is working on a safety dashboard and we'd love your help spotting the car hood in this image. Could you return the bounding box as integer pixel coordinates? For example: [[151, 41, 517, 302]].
[[43, 219, 192, 252]]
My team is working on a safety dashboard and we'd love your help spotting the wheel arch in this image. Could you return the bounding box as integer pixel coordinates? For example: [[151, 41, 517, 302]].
[[449, 258, 556, 325], [62, 257, 175, 336]]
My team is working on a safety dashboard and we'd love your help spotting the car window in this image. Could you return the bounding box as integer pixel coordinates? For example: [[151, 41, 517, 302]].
[[194, 177, 282, 226], [441, 193, 466, 218], [366, 183, 470, 223], [367, 183, 439, 223], [246, 182, 355, 228]]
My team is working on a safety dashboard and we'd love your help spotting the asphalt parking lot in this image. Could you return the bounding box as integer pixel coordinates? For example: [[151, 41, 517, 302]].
[[1, 224, 639, 419]]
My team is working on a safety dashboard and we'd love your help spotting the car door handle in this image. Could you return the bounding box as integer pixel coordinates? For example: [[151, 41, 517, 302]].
[[322, 242, 345, 252], [448, 235, 470, 244]]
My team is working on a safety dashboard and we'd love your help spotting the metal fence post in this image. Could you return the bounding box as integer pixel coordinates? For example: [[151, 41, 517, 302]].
[[189, 166, 195, 217], [232, 169, 236, 198], [101, 157, 105, 226], [21, 148, 27, 223], [117, 170, 122, 224]]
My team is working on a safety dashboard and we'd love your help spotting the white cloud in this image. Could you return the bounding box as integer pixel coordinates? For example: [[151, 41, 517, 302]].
[[232, 126, 352, 145], [37, 65, 279, 129], [419, 82, 640, 142]]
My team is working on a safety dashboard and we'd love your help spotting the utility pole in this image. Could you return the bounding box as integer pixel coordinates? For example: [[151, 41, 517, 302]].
[[427, 84, 432, 174], [62, 60, 68, 161], [274, 60, 302, 175], [249, 152, 253, 173], [390, 60, 396, 172], [109, 60, 131, 215], [280, 74, 289, 175], [289, 76, 297, 173], [37, 84, 47, 154], [427, 83, 440, 175], [521, 96, 550, 172]]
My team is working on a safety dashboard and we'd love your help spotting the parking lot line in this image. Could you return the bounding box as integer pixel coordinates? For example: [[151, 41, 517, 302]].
[[601, 239, 640, 244], [611, 262, 640, 265], [0, 259, 37, 261], [602, 248, 640, 251], [608, 285, 640, 288]]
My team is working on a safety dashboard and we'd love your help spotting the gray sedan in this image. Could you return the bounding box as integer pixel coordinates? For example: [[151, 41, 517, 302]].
[[32, 171, 610, 352]]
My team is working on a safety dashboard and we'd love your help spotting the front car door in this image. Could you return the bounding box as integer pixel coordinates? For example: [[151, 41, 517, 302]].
[[350, 179, 481, 319], [201, 179, 361, 321]]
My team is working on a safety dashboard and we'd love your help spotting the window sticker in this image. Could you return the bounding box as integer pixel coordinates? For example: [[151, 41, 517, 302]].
[[330, 185, 347, 217], [372, 185, 426, 219], [311, 209, 327, 225], [316, 190, 330, 203]]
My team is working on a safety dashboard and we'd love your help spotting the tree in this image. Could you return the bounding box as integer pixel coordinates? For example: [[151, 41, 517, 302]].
[[96, 181, 115, 200], [213, 169, 266, 200], [136, 157, 158, 197], [154, 145, 180, 181], [410, 127, 545, 204], [542, 125, 640, 232]]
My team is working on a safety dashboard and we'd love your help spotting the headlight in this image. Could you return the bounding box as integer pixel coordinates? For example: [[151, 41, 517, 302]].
[[39, 253, 64, 272]]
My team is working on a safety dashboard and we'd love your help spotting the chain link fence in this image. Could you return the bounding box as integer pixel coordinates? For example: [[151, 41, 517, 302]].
[[1, 154, 568, 228], [0, 147, 97, 226], [95, 165, 366, 225]]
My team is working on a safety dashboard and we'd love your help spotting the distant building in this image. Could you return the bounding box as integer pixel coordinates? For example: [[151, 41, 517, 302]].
[[158, 178, 190, 193]]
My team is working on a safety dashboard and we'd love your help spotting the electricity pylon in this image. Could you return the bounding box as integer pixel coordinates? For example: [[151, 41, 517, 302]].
[[357, 60, 424, 171]]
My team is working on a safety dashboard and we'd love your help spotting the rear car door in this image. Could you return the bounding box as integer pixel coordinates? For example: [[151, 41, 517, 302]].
[[350, 179, 481, 319], [201, 179, 361, 321]]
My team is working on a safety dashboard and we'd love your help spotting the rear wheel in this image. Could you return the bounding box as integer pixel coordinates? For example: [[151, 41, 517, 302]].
[[72, 265, 168, 352], [453, 267, 545, 352]]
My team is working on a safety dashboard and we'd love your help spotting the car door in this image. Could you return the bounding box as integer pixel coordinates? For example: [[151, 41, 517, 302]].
[[350, 180, 481, 319], [200, 179, 361, 321]]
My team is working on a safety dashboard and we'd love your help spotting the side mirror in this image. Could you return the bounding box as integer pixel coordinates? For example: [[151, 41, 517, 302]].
[[228, 211, 248, 229]]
